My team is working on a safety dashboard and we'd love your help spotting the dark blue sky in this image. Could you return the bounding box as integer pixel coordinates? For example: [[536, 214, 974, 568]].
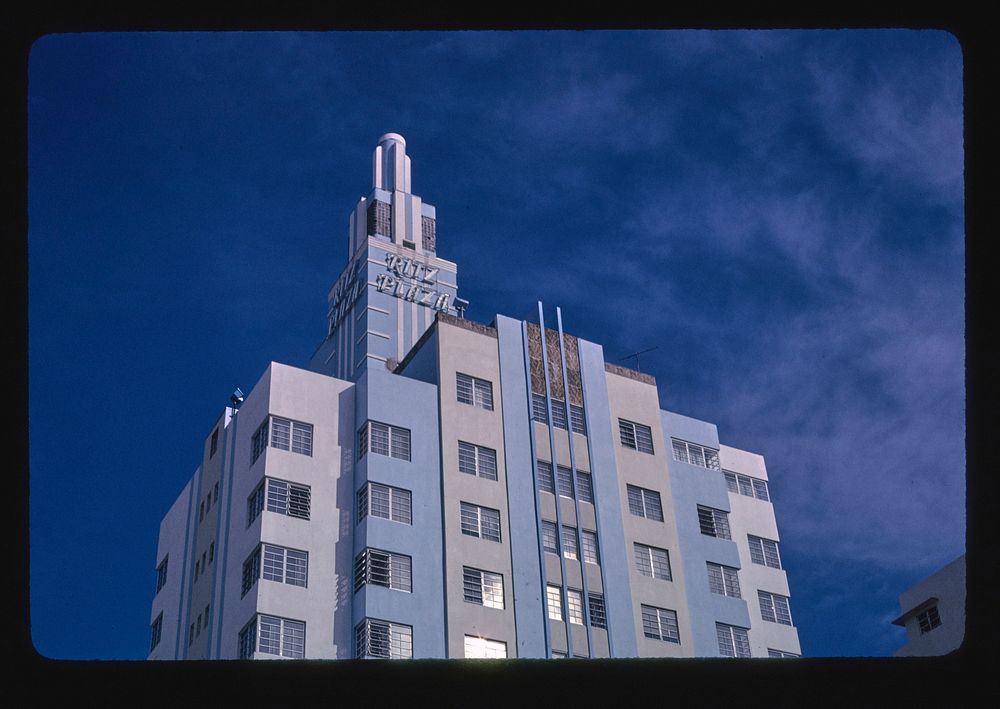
[[28, 31, 964, 659]]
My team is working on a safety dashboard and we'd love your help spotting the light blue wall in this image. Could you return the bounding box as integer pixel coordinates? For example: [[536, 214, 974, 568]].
[[660, 410, 751, 656], [579, 339, 639, 657], [353, 364, 447, 658], [397, 329, 438, 386], [495, 315, 548, 658]]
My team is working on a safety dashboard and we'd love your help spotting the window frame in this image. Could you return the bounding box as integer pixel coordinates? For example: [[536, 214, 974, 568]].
[[458, 440, 499, 481], [626, 484, 664, 521], [706, 561, 742, 598], [619, 419, 654, 454], [641, 604, 680, 644], [716, 622, 752, 658], [670, 437, 720, 470], [697, 504, 732, 540], [155, 556, 169, 595], [758, 590, 793, 626], [456, 372, 494, 411], [150, 612, 163, 652], [357, 481, 412, 525], [747, 534, 782, 569], [353, 548, 412, 593], [459, 501, 501, 542], [462, 566, 505, 610], [634, 542, 672, 581], [463, 635, 508, 659], [355, 618, 413, 660], [359, 420, 411, 461]]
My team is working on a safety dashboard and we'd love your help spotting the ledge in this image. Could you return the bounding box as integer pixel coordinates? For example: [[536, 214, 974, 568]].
[[604, 362, 656, 386]]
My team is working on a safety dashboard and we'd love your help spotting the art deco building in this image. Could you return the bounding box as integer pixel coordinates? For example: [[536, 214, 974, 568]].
[[891, 554, 965, 656], [147, 133, 801, 661]]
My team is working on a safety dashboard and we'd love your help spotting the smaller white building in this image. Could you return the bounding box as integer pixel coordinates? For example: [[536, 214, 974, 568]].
[[891, 554, 965, 656]]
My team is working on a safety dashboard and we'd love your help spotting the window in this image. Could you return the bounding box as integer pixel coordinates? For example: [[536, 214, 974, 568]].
[[204, 604, 210, 632], [263, 544, 309, 587], [581, 530, 600, 565], [707, 562, 742, 598], [354, 548, 412, 593], [210, 428, 219, 458], [456, 373, 494, 411], [267, 478, 311, 520], [918, 605, 942, 634], [359, 420, 410, 461], [562, 525, 578, 560], [202, 551, 207, 573], [569, 404, 586, 434], [641, 605, 680, 643], [541, 520, 559, 555], [150, 613, 163, 652], [464, 635, 507, 658], [357, 482, 412, 525], [189, 623, 195, 646], [271, 417, 313, 456], [209, 542, 214, 563], [717, 623, 751, 658], [758, 590, 793, 626], [723, 470, 770, 501], [155, 556, 168, 595], [747, 535, 782, 569], [536, 461, 579, 500], [627, 485, 664, 521], [460, 502, 501, 542], [458, 441, 498, 481], [670, 438, 720, 470], [576, 471, 594, 503], [619, 419, 654, 454], [242, 547, 261, 597], [767, 649, 800, 658], [356, 618, 412, 659], [199, 501, 205, 522], [531, 393, 548, 424], [546, 585, 563, 621], [250, 614, 306, 659], [566, 589, 584, 625], [248, 481, 265, 525], [588, 593, 607, 629], [463, 567, 504, 609], [194, 559, 200, 581], [697, 505, 731, 540], [531, 394, 587, 435], [251, 419, 268, 464], [196, 614, 202, 637], [213, 482, 219, 505], [634, 543, 672, 581]]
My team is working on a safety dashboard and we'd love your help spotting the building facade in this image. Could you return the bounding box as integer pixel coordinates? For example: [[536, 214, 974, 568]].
[[147, 134, 801, 660], [891, 554, 965, 656]]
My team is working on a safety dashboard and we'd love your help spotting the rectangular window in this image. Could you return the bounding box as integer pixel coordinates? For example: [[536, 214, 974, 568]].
[[541, 520, 559, 555], [464, 635, 507, 658], [634, 543, 672, 580], [155, 556, 168, 595], [194, 559, 200, 581], [767, 649, 800, 658], [242, 546, 261, 597], [537, 461, 581, 499], [209, 542, 214, 563], [262, 544, 309, 588], [252, 416, 314, 462], [748, 535, 782, 569], [355, 618, 412, 659], [588, 592, 607, 629], [619, 419, 654, 454], [670, 438, 720, 470], [458, 441, 498, 481], [189, 623, 195, 646], [555, 465, 575, 498], [550, 400, 569, 430], [581, 530, 600, 565], [626, 485, 664, 521], [546, 585, 563, 621], [717, 623, 751, 658], [562, 525, 578, 560], [213, 481, 219, 505], [758, 590, 793, 626], [200, 501, 205, 522], [918, 605, 942, 634], [456, 373, 494, 411], [238, 617, 257, 659], [641, 605, 680, 643], [209, 428, 219, 458], [460, 502, 501, 542], [531, 393, 548, 424], [247, 480, 265, 526], [462, 567, 505, 609], [150, 613, 163, 652], [353, 548, 412, 593], [566, 589, 584, 625], [204, 604, 210, 632], [707, 562, 742, 598], [357, 482, 412, 525], [576, 471, 594, 503], [359, 420, 411, 461], [255, 614, 306, 659], [569, 404, 586, 434], [196, 614, 202, 637], [251, 418, 269, 464], [266, 478, 311, 520], [724, 470, 770, 501], [697, 505, 731, 540]]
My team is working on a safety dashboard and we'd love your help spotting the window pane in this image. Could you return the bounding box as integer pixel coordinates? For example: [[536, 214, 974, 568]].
[[456, 373, 474, 405], [458, 441, 478, 475], [537, 461, 555, 494], [672, 439, 689, 463], [562, 526, 578, 559], [546, 586, 562, 621], [390, 426, 410, 461], [291, 421, 313, 456], [270, 417, 291, 451], [281, 619, 305, 658], [738, 475, 754, 497], [619, 420, 637, 449], [724, 471, 739, 493], [370, 422, 390, 456], [752, 479, 770, 501], [288, 484, 310, 519], [391, 487, 412, 524], [257, 615, 282, 655], [474, 378, 494, 411], [577, 471, 594, 503], [566, 589, 584, 625], [285, 549, 308, 587], [542, 521, 559, 554], [581, 530, 600, 565]]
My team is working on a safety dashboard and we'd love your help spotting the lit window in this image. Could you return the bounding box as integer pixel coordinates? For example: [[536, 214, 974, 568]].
[[747, 535, 781, 569], [723, 470, 770, 501], [562, 525, 578, 560], [464, 635, 507, 658], [458, 441, 498, 480], [641, 605, 680, 643], [541, 520, 559, 555], [588, 592, 607, 629], [359, 420, 411, 461], [463, 567, 504, 609], [357, 482, 412, 525], [697, 505, 731, 540], [150, 613, 163, 652], [356, 618, 412, 659], [244, 614, 306, 659], [767, 648, 800, 658], [546, 585, 563, 621], [456, 373, 494, 411], [155, 556, 169, 595], [634, 543, 672, 580], [917, 605, 942, 634], [670, 438, 720, 470], [354, 548, 412, 593], [581, 530, 600, 565], [460, 502, 501, 542], [717, 623, 751, 658], [619, 419, 654, 454], [566, 589, 584, 625], [627, 485, 664, 521], [707, 562, 742, 598], [758, 590, 793, 626]]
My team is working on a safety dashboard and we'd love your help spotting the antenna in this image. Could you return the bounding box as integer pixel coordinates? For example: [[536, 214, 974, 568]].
[[619, 347, 658, 372]]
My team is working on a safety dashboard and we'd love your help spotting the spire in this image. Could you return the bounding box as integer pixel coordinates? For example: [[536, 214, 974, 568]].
[[372, 133, 411, 193]]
